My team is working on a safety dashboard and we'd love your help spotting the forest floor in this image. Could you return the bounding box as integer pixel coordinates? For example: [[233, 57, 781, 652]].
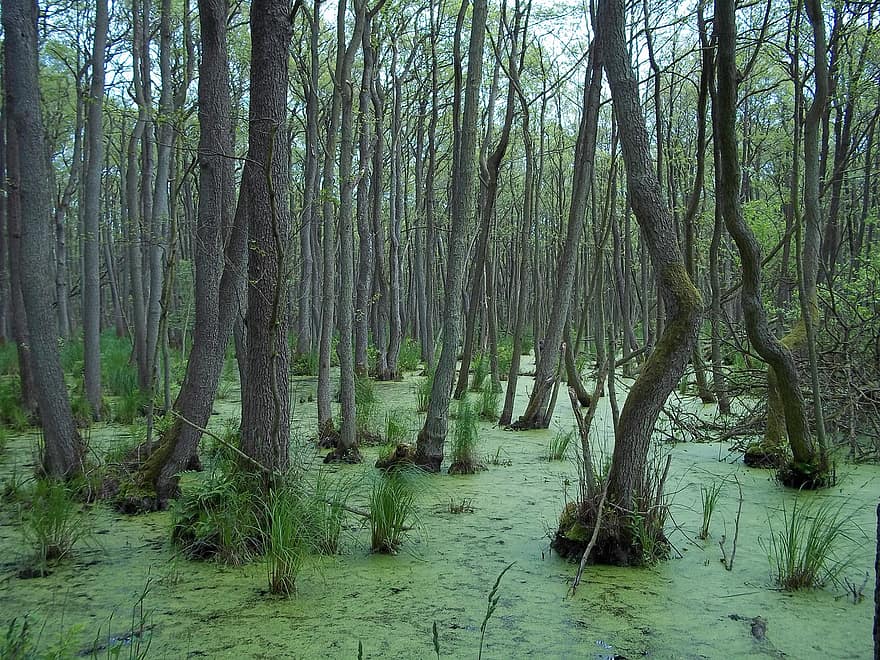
[[0, 361, 877, 659]]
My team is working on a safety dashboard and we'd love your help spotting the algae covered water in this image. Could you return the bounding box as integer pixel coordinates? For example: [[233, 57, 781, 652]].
[[0, 372, 876, 658]]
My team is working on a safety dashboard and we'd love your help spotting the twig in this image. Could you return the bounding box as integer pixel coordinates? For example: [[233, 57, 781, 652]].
[[720, 475, 743, 571], [569, 477, 609, 597]]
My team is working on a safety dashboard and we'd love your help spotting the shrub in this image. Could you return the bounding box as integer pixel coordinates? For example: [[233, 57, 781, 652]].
[[496, 338, 513, 377], [170, 461, 258, 565], [765, 498, 850, 590], [291, 350, 318, 377], [370, 470, 418, 553], [0, 379, 30, 431]]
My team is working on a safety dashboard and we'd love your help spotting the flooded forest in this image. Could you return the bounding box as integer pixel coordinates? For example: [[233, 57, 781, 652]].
[[1, 0, 880, 657]]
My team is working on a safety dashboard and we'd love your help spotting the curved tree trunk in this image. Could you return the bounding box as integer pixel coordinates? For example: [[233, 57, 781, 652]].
[[715, 0, 828, 488], [598, 0, 702, 518]]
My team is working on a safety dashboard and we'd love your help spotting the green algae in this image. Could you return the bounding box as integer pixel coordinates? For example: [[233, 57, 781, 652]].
[[0, 369, 877, 659]]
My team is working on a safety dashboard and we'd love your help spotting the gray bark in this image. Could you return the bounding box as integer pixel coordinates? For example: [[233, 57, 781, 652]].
[[3, 0, 85, 477]]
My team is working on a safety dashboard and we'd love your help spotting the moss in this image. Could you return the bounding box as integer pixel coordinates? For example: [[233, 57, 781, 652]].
[[777, 458, 835, 490]]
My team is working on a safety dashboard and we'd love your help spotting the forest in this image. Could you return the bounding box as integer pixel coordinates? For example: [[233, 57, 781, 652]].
[[0, 0, 879, 656]]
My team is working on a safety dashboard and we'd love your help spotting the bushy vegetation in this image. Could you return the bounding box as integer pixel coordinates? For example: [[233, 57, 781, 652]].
[[369, 469, 418, 553], [413, 368, 434, 413], [18, 478, 87, 575], [478, 382, 499, 422], [449, 397, 484, 474], [397, 338, 421, 372]]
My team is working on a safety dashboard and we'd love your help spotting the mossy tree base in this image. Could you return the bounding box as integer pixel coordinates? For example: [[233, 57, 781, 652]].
[[375, 444, 416, 471], [551, 500, 670, 568], [777, 459, 835, 490], [447, 461, 486, 475], [316, 421, 339, 449], [743, 442, 787, 469], [323, 447, 363, 464]]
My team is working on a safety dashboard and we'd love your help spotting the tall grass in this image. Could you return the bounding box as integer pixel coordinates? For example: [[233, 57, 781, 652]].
[[355, 375, 378, 435], [0, 379, 30, 430], [698, 481, 723, 540], [261, 485, 308, 596], [19, 479, 86, 573], [0, 342, 19, 375], [470, 353, 488, 392], [414, 368, 434, 413], [478, 383, 499, 422], [370, 470, 418, 553], [548, 429, 573, 461], [449, 397, 482, 473], [765, 498, 851, 590]]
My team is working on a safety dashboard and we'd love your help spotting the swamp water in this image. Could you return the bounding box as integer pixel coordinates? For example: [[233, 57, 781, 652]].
[[0, 369, 877, 659]]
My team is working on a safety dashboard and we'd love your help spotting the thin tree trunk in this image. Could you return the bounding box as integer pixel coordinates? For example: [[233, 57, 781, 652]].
[[82, 0, 109, 418]]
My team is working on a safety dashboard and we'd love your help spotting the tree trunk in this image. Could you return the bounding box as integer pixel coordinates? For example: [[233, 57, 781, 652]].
[[415, 0, 488, 471], [598, 0, 702, 516], [3, 0, 85, 478], [715, 0, 828, 488], [240, 0, 293, 480], [513, 47, 602, 429], [82, 0, 109, 419]]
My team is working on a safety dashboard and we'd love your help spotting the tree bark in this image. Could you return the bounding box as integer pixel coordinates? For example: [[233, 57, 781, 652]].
[[3, 0, 85, 478], [598, 0, 702, 512], [415, 0, 488, 471], [240, 0, 293, 480], [82, 0, 109, 418]]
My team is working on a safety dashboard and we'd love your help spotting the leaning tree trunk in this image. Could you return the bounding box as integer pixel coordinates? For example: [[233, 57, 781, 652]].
[[512, 47, 602, 430], [240, 0, 293, 482], [3, 0, 85, 478], [128, 0, 248, 507], [597, 0, 702, 554], [715, 0, 828, 489], [415, 0, 488, 472]]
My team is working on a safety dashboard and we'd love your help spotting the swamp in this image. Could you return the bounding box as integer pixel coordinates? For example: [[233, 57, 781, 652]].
[[1, 0, 880, 657]]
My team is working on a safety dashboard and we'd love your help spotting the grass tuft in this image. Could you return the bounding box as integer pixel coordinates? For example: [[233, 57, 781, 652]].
[[369, 469, 418, 553]]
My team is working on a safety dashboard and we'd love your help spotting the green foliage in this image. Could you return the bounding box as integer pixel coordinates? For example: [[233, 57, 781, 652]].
[[369, 469, 418, 553], [548, 429, 573, 461], [69, 385, 94, 428], [0, 379, 31, 430], [0, 342, 19, 376], [765, 498, 851, 591], [60, 336, 84, 374], [470, 353, 488, 392], [397, 338, 421, 372], [19, 479, 86, 573], [414, 368, 434, 413], [170, 461, 258, 565], [698, 481, 723, 540], [519, 333, 534, 356], [291, 350, 318, 377], [112, 389, 146, 425], [450, 397, 480, 467], [101, 333, 138, 398], [496, 337, 513, 377], [478, 383, 499, 422], [204, 418, 241, 463], [383, 411, 411, 451]]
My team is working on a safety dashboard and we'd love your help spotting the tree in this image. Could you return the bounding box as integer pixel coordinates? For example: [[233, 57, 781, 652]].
[[3, 0, 85, 478], [82, 0, 109, 419], [592, 0, 702, 562], [240, 0, 294, 480], [414, 0, 488, 471], [717, 0, 830, 488]]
